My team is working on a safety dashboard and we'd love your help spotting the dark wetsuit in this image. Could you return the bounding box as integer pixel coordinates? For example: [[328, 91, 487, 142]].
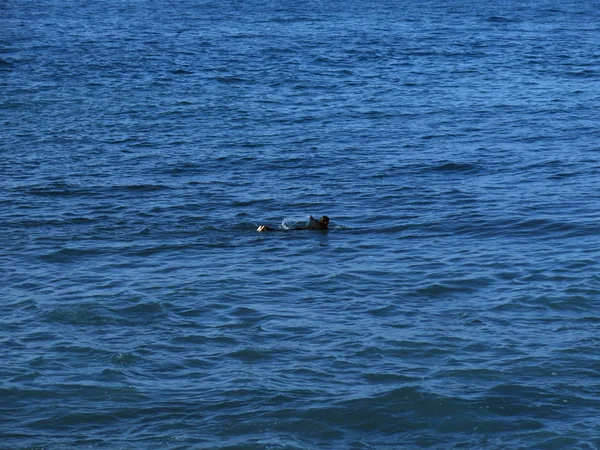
[[306, 215, 329, 230]]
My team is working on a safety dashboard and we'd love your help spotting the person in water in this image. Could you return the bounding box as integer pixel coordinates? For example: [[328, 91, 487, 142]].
[[257, 215, 329, 232]]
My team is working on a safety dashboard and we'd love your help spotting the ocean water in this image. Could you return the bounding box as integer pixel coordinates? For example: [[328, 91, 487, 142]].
[[2, 0, 600, 448]]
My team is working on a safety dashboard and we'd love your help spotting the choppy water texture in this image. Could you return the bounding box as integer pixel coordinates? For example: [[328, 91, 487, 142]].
[[3, 0, 600, 448]]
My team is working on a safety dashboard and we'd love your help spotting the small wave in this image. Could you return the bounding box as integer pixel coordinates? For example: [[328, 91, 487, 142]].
[[426, 161, 481, 173], [301, 386, 432, 432], [115, 301, 164, 315], [171, 68, 193, 75], [46, 304, 110, 326], [170, 335, 209, 345], [111, 352, 139, 366], [0, 387, 64, 401], [453, 215, 588, 239], [26, 182, 93, 197], [565, 70, 598, 78], [39, 247, 106, 263], [509, 218, 582, 237], [362, 372, 415, 383], [215, 76, 248, 84], [136, 225, 151, 235], [113, 184, 171, 192], [231, 306, 260, 317], [125, 243, 197, 256], [232, 198, 273, 207], [527, 294, 592, 312], [550, 171, 580, 179], [227, 348, 271, 361], [267, 16, 321, 24], [159, 162, 203, 174], [485, 383, 553, 404], [486, 16, 517, 23], [414, 282, 478, 297], [367, 305, 398, 317]]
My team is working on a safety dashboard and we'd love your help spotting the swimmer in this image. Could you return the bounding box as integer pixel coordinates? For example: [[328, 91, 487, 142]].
[[306, 215, 330, 230], [257, 215, 330, 232]]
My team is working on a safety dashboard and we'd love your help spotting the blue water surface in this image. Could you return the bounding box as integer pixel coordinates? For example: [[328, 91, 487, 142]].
[[2, 0, 600, 448]]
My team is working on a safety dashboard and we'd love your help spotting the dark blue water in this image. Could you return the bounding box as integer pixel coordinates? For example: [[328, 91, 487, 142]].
[[3, 0, 600, 448]]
